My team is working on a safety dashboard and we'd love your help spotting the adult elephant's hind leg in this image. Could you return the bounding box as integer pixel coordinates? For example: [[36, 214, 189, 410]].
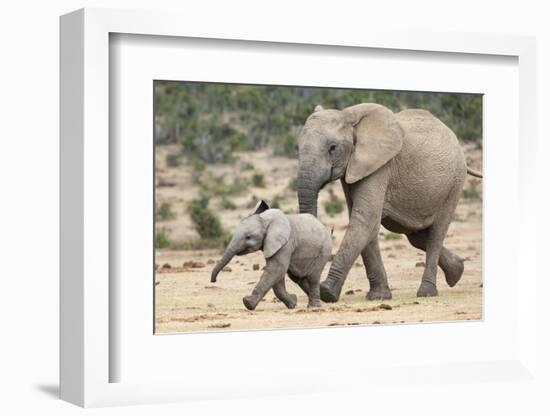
[[407, 230, 464, 288], [412, 193, 460, 297], [362, 238, 392, 300]]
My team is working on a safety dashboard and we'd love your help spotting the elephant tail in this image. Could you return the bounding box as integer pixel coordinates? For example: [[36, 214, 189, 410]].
[[467, 166, 483, 178]]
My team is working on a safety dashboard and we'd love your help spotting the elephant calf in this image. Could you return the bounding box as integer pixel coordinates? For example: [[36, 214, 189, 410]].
[[210, 200, 332, 310]]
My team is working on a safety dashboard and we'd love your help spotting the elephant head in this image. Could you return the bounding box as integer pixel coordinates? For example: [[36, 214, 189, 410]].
[[210, 200, 291, 283], [297, 103, 404, 216]]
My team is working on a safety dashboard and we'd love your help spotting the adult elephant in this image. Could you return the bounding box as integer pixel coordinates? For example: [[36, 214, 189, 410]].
[[296, 103, 482, 302]]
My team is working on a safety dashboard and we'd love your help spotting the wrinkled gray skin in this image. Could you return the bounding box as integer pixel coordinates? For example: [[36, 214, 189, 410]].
[[297, 103, 482, 302], [210, 201, 332, 310]]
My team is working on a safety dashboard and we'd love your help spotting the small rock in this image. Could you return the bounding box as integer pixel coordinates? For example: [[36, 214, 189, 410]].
[[247, 281, 255, 285], [372, 321, 381, 325], [413, 301, 420, 305], [207, 259, 215, 265], [183, 261, 206, 268], [378, 304, 392, 310], [155, 281, 160, 286], [161, 263, 171, 269], [347, 322, 360, 326], [271, 297, 281, 303], [388, 253, 396, 258], [415, 261, 426, 267], [253, 264, 260, 271], [208, 323, 231, 329], [328, 323, 340, 326], [222, 266, 232, 272], [480, 283, 483, 288], [207, 303, 214, 308], [344, 290, 355, 295], [394, 244, 406, 250]]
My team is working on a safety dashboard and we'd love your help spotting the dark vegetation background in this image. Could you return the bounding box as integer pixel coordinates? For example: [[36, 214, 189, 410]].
[[155, 81, 482, 164], [154, 81, 482, 250]]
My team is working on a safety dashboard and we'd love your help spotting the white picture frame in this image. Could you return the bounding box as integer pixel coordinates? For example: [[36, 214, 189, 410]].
[[60, 7, 538, 408]]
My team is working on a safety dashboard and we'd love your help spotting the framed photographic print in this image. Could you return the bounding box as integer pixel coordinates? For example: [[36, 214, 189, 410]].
[[60, 7, 539, 408]]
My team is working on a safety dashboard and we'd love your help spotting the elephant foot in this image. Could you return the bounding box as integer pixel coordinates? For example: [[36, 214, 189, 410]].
[[444, 258, 464, 287], [242, 295, 258, 310], [416, 281, 438, 297], [366, 287, 392, 301], [320, 280, 341, 303], [307, 299, 322, 308], [283, 294, 298, 310]]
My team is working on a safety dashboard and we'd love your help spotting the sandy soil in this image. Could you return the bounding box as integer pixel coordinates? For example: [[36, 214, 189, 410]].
[[155, 144, 483, 333]]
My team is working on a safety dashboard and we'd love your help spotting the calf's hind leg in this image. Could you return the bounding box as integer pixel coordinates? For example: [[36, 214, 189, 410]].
[[273, 279, 298, 309]]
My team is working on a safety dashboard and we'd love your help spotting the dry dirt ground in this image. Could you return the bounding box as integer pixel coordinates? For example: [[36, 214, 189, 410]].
[[155, 144, 483, 333]]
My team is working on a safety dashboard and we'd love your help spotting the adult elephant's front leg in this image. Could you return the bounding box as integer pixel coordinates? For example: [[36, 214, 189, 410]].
[[362, 237, 392, 300], [320, 216, 375, 302], [320, 172, 388, 303]]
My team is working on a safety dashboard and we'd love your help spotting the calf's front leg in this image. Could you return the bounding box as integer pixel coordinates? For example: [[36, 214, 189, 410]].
[[243, 251, 290, 310]]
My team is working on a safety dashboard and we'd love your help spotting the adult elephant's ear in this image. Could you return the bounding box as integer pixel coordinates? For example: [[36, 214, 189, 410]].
[[343, 103, 404, 184], [259, 210, 291, 258]]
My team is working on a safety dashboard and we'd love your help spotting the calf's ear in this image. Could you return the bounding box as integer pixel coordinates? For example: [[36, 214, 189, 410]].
[[251, 199, 269, 215], [259, 210, 291, 258]]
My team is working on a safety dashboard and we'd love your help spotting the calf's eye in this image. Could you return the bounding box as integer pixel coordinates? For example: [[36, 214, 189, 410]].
[[329, 144, 337, 153]]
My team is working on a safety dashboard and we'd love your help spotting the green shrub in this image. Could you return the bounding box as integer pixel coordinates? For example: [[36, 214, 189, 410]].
[[241, 161, 255, 171], [197, 174, 249, 197], [219, 198, 237, 210], [155, 228, 171, 249], [384, 232, 402, 241], [324, 189, 344, 217], [463, 179, 482, 201], [166, 153, 181, 167], [252, 173, 265, 188], [271, 195, 282, 209], [156, 201, 176, 220], [288, 177, 298, 192], [187, 196, 224, 239]]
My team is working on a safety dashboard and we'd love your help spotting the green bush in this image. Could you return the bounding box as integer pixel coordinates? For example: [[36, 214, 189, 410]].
[[252, 173, 265, 188], [288, 177, 298, 192], [187, 196, 224, 239], [384, 232, 402, 241], [324, 190, 344, 217], [463, 179, 482, 201], [198, 174, 249, 197], [241, 161, 255, 171], [271, 195, 282, 209], [156, 201, 176, 220], [155, 228, 171, 249], [166, 153, 181, 167], [219, 198, 237, 210]]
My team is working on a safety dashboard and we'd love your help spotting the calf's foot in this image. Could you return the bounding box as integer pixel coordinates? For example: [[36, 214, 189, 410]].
[[242, 295, 259, 310]]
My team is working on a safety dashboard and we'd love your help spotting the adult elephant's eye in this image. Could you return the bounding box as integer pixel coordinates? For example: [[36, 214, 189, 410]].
[[329, 144, 337, 153]]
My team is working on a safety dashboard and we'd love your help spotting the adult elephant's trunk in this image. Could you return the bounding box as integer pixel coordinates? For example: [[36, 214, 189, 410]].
[[210, 242, 238, 283], [297, 168, 321, 217]]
